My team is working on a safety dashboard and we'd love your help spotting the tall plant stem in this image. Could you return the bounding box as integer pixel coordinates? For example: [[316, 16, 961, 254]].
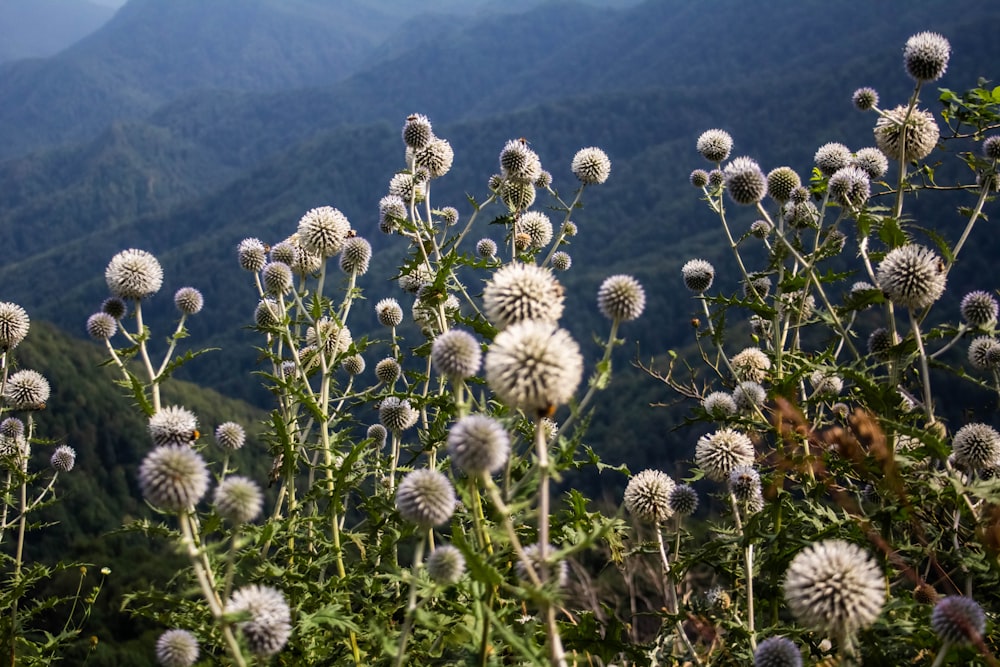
[[909, 309, 935, 424], [394, 535, 427, 667]]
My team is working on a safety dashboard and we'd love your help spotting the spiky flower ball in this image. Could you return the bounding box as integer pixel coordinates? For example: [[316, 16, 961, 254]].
[[261, 262, 293, 296], [753, 636, 802, 667], [340, 237, 372, 275], [782, 200, 819, 229], [215, 422, 246, 451], [499, 139, 542, 183], [961, 290, 998, 327], [783, 540, 885, 638], [598, 274, 646, 322], [967, 336, 1000, 370], [696, 129, 733, 163], [877, 244, 946, 310], [378, 194, 407, 233], [0, 302, 29, 350], [767, 167, 801, 203], [903, 32, 950, 82], [375, 298, 404, 328], [396, 468, 456, 528], [297, 206, 351, 257], [427, 544, 466, 585], [729, 465, 763, 510], [681, 259, 715, 293], [254, 299, 282, 328], [402, 113, 433, 150], [518, 211, 554, 249], [342, 354, 365, 376], [750, 220, 772, 239], [875, 106, 940, 161], [814, 142, 852, 177], [708, 169, 724, 188], [852, 147, 889, 180], [724, 156, 767, 205], [155, 629, 199, 667], [0, 418, 24, 439], [952, 423, 1000, 470], [810, 371, 844, 397], [551, 251, 572, 271], [227, 585, 292, 657], [731, 347, 771, 383], [379, 397, 419, 433], [571, 147, 611, 185], [173, 287, 203, 315], [367, 423, 387, 446], [931, 595, 986, 646], [733, 381, 767, 412], [50, 445, 76, 472], [447, 414, 510, 476], [86, 312, 118, 340], [668, 484, 699, 517], [106, 249, 163, 300], [623, 469, 675, 522], [414, 137, 454, 178], [982, 135, 1000, 161], [269, 240, 296, 266], [4, 369, 49, 410], [868, 327, 892, 359], [485, 320, 583, 415], [852, 87, 879, 111], [432, 329, 482, 380], [214, 476, 263, 524], [101, 296, 127, 320], [690, 169, 710, 188], [744, 274, 772, 300], [149, 406, 198, 446], [138, 445, 210, 511], [476, 238, 498, 259], [500, 179, 536, 211], [696, 428, 754, 482], [828, 166, 871, 209], [703, 391, 737, 418], [398, 264, 432, 293], [517, 543, 569, 589], [375, 357, 401, 385], [483, 263, 565, 329]]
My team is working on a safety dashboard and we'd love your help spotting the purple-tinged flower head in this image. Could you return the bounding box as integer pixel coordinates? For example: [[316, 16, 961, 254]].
[[750, 220, 772, 239], [173, 287, 203, 315], [952, 423, 1000, 470], [968, 336, 1000, 370], [105, 249, 163, 300], [87, 312, 117, 340], [379, 396, 418, 433], [931, 595, 986, 646], [367, 423, 387, 447], [50, 445, 76, 472], [961, 290, 998, 327], [814, 142, 852, 177], [0, 418, 24, 439], [753, 636, 802, 667], [868, 327, 892, 359], [983, 136, 1000, 161], [903, 32, 950, 83], [396, 468, 456, 528], [852, 87, 879, 111], [703, 391, 737, 418], [668, 484, 698, 517], [724, 156, 767, 205], [696, 129, 733, 163], [101, 296, 127, 320]]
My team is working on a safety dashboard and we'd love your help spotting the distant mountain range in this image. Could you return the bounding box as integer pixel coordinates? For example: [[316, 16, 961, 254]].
[[0, 0, 116, 62]]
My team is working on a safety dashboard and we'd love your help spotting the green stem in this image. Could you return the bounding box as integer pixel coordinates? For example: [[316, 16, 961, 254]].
[[394, 535, 427, 667]]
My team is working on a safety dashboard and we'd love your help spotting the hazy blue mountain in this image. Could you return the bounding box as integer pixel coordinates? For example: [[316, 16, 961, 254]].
[[0, 0, 115, 62]]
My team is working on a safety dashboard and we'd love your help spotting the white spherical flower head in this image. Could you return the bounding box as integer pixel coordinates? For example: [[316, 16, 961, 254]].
[[852, 87, 879, 111], [952, 423, 1000, 470], [388, 171, 426, 203], [297, 206, 351, 257], [306, 318, 352, 359], [551, 251, 572, 271], [414, 137, 454, 178], [623, 469, 675, 522], [155, 629, 199, 667], [733, 381, 767, 412], [485, 320, 583, 415], [814, 142, 852, 177], [499, 178, 537, 212], [968, 336, 1000, 370], [395, 468, 456, 528], [426, 544, 466, 585], [828, 166, 871, 209], [875, 106, 940, 162], [86, 312, 118, 340], [499, 139, 542, 183], [215, 421, 246, 451], [4, 369, 50, 410], [149, 406, 198, 446], [447, 414, 510, 476], [517, 211, 554, 249], [696, 129, 733, 163], [379, 396, 419, 433], [724, 156, 767, 205], [483, 263, 565, 330], [598, 274, 646, 322], [810, 370, 844, 397], [237, 238, 268, 272], [696, 428, 754, 482], [254, 298, 282, 328], [904, 31, 950, 82], [367, 423, 388, 446], [342, 354, 365, 376], [731, 347, 771, 383], [226, 585, 292, 657], [339, 237, 372, 275], [682, 259, 715, 293], [571, 147, 611, 185], [402, 113, 433, 150], [173, 287, 204, 315], [931, 596, 986, 646], [766, 166, 801, 203], [379, 194, 407, 233], [50, 445, 76, 472], [375, 298, 404, 328], [783, 540, 885, 638], [852, 147, 889, 180], [876, 244, 946, 310], [0, 302, 30, 350], [702, 391, 737, 418], [261, 262, 293, 296], [961, 290, 998, 327], [138, 445, 210, 511], [476, 238, 498, 259], [398, 264, 432, 293], [375, 357, 401, 385], [106, 249, 163, 300], [431, 329, 482, 380], [214, 476, 264, 524]]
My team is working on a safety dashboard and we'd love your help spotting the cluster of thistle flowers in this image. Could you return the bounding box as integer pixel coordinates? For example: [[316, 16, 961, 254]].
[[627, 32, 998, 665], [86, 249, 290, 666]]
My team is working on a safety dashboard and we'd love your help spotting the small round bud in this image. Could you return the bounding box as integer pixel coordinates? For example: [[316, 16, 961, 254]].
[[367, 423, 387, 446], [438, 206, 459, 226], [0, 418, 24, 439], [226, 585, 291, 657], [707, 169, 724, 188], [215, 422, 246, 451], [753, 636, 802, 667], [342, 354, 365, 376], [690, 169, 709, 188], [668, 484, 698, 517], [86, 312, 118, 340], [173, 287, 203, 315], [254, 299, 282, 328], [339, 237, 372, 275], [750, 220, 772, 239], [696, 129, 733, 163], [476, 238, 498, 259], [427, 544, 466, 585], [551, 251, 572, 271], [743, 274, 772, 300], [766, 167, 800, 203], [268, 241, 296, 266], [261, 262, 293, 296], [101, 296, 127, 320], [868, 327, 892, 359], [500, 179, 536, 211], [214, 476, 263, 524], [952, 423, 1000, 470], [852, 87, 879, 111], [961, 290, 998, 326]]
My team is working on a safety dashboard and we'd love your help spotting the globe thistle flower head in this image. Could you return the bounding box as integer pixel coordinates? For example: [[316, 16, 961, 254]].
[[155, 629, 199, 667], [623, 469, 675, 522], [388, 172, 426, 203], [877, 244, 946, 310], [427, 544, 466, 585], [402, 113, 433, 149], [4, 369, 49, 410], [447, 414, 510, 476], [668, 484, 698, 517], [236, 238, 268, 273], [226, 585, 292, 657], [875, 106, 940, 161], [787, 186, 809, 205], [814, 142, 852, 177], [904, 32, 950, 82], [338, 236, 372, 276], [375, 357, 401, 385], [536, 417, 558, 442], [476, 238, 498, 259], [731, 347, 771, 383], [767, 167, 801, 203], [342, 354, 365, 376], [783, 540, 885, 637], [952, 423, 1000, 470], [828, 166, 871, 209], [782, 200, 820, 229], [367, 423, 387, 447], [148, 406, 198, 446], [139, 445, 210, 511], [750, 220, 772, 239], [571, 146, 611, 185], [696, 428, 754, 482], [483, 263, 565, 329], [983, 135, 1000, 161], [485, 320, 583, 415], [743, 274, 772, 300], [432, 329, 482, 380], [438, 206, 459, 226], [690, 169, 710, 188], [173, 287, 203, 315], [969, 336, 1000, 370], [810, 371, 844, 397], [703, 391, 737, 418], [215, 421, 246, 451], [254, 298, 282, 328], [398, 264, 433, 293], [101, 296, 127, 320], [724, 156, 767, 205], [868, 327, 892, 359], [0, 436, 26, 467], [551, 251, 572, 271], [105, 249, 163, 300], [931, 595, 986, 646], [733, 381, 767, 412], [395, 468, 456, 527], [378, 194, 407, 234], [86, 312, 118, 340], [500, 179, 536, 211], [852, 87, 879, 111], [517, 543, 569, 589], [852, 147, 889, 180], [753, 636, 802, 667], [261, 262, 293, 296], [499, 139, 542, 183], [267, 241, 296, 266], [598, 274, 646, 322], [961, 290, 998, 327], [414, 137, 454, 178], [0, 417, 23, 439], [286, 235, 322, 276], [374, 298, 404, 330], [708, 169, 724, 188], [517, 211, 554, 249], [534, 169, 553, 189], [728, 465, 762, 503], [749, 314, 770, 338], [696, 129, 733, 163], [298, 206, 351, 257], [681, 259, 715, 293], [304, 318, 353, 361], [50, 445, 76, 472], [379, 396, 418, 433], [0, 302, 29, 350], [214, 476, 263, 524]]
